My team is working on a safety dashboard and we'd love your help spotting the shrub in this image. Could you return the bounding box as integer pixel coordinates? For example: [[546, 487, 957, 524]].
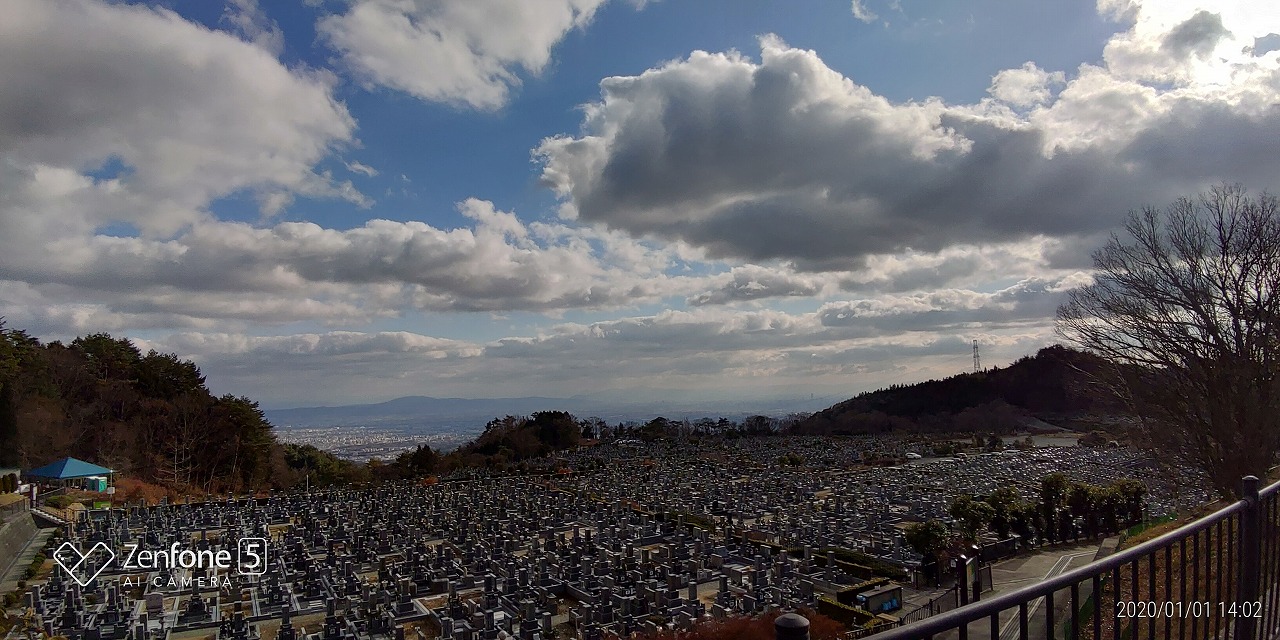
[[44, 496, 74, 509]]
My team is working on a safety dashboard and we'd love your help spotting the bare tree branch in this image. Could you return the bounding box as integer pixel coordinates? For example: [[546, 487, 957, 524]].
[[1056, 184, 1280, 499]]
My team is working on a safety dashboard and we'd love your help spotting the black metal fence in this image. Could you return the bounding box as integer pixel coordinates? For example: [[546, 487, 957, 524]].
[[871, 475, 1280, 640], [900, 585, 962, 625]]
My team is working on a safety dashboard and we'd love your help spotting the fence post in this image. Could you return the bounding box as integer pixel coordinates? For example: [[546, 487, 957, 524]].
[[970, 545, 982, 603], [1233, 475, 1260, 640], [775, 612, 810, 640]]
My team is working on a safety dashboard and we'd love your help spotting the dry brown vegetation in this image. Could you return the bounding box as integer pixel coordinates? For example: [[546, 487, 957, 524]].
[[1071, 497, 1280, 640]]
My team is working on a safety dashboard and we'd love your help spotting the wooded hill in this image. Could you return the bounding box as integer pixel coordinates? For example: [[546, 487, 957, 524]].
[[797, 345, 1123, 435], [0, 320, 335, 493]]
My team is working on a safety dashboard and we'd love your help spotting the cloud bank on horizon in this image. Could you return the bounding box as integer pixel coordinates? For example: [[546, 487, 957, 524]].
[[0, 0, 1277, 407]]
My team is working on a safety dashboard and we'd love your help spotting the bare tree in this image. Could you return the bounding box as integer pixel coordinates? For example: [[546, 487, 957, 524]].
[[157, 392, 207, 489], [1057, 184, 1280, 499]]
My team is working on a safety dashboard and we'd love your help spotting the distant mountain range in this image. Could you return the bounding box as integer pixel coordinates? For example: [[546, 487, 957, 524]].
[[264, 393, 836, 430]]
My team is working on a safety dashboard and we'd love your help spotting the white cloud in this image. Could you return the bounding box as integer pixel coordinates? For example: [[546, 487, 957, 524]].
[[1, 196, 730, 333], [687, 265, 831, 306], [344, 160, 379, 177], [318, 0, 613, 109], [154, 330, 479, 359], [851, 0, 878, 24], [537, 10, 1280, 269], [818, 274, 1090, 332], [222, 0, 285, 56], [988, 62, 1065, 107], [0, 0, 360, 252], [838, 238, 1071, 292]]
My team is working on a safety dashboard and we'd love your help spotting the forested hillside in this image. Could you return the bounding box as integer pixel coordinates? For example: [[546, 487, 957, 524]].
[[0, 320, 344, 492], [798, 345, 1123, 435]]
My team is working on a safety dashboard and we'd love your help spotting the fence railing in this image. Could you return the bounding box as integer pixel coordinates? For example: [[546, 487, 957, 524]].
[[900, 585, 962, 625], [870, 475, 1280, 640]]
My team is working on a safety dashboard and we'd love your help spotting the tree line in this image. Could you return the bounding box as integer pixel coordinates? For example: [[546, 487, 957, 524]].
[[904, 473, 1147, 581], [368, 412, 815, 481]]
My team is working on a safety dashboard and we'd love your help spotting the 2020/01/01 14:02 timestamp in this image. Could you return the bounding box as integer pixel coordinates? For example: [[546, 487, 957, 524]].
[[1116, 601, 1263, 618]]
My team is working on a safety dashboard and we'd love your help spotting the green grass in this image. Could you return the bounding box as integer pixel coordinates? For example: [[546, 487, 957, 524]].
[[1124, 513, 1177, 539]]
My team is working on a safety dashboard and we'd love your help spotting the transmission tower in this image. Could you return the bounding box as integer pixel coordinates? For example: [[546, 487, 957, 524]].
[[972, 340, 981, 373]]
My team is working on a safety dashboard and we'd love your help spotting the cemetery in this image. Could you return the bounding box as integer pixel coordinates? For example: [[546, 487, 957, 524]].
[[17, 437, 1207, 640]]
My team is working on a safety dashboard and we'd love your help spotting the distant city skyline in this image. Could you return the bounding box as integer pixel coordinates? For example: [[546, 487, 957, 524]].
[[2, 0, 1278, 407]]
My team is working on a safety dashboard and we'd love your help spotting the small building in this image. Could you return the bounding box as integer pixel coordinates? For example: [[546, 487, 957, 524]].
[[856, 583, 903, 613], [25, 457, 114, 492]]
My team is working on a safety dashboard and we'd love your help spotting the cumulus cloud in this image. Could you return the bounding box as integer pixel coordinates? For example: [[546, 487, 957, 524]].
[[988, 62, 1065, 107], [318, 0, 612, 109], [0, 0, 408, 333], [0, 0, 360, 250], [9, 0, 1279, 405], [537, 8, 1280, 270]]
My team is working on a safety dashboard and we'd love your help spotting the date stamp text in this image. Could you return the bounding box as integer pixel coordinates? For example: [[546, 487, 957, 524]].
[[1115, 601, 1263, 618]]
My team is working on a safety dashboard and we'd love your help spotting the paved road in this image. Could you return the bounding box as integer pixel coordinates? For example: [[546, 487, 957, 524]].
[[995, 548, 1098, 640]]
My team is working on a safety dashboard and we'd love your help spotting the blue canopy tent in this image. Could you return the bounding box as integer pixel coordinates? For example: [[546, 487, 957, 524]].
[[26, 457, 113, 491]]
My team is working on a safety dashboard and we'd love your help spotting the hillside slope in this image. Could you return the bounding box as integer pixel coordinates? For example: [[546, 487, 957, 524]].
[[797, 345, 1122, 435], [0, 321, 357, 493]]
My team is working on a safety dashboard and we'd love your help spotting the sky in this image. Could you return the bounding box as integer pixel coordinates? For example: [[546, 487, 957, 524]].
[[2, 0, 1279, 409]]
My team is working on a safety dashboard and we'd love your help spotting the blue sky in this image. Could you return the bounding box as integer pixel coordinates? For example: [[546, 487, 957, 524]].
[[2, 0, 1278, 407]]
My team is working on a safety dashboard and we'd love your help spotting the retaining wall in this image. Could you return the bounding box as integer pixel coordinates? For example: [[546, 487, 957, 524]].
[[0, 510, 39, 580]]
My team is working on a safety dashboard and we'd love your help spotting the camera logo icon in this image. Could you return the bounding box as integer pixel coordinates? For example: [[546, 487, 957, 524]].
[[53, 541, 115, 587]]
